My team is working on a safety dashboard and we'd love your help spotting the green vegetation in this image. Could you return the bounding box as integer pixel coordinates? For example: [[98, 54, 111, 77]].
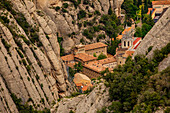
[[11, 93, 50, 113], [55, 6, 60, 11], [77, 10, 86, 19], [148, 46, 153, 52], [97, 53, 107, 60], [74, 62, 83, 73], [99, 13, 122, 38], [1, 38, 11, 52], [57, 37, 65, 56], [99, 43, 170, 112], [69, 62, 83, 77], [134, 23, 152, 38], [63, 3, 69, 8], [107, 40, 121, 56]]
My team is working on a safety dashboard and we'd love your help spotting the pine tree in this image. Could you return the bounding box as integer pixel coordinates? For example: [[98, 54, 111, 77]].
[[141, 6, 144, 21], [137, 0, 142, 7], [134, 0, 137, 6], [144, 0, 148, 13]]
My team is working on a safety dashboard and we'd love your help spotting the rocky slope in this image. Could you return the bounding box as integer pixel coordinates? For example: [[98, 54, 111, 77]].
[[0, 0, 75, 112], [54, 82, 111, 113], [133, 7, 170, 59], [0, 0, 123, 112]]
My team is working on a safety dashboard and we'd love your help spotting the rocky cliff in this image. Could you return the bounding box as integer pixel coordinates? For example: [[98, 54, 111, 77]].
[[54, 82, 111, 113], [133, 7, 170, 71], [0, 0, 75, 112], [0, 0, 123, 112]]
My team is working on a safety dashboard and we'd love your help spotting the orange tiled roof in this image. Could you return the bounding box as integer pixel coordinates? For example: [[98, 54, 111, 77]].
[[107, 54, 114, 58], [98, 57, 117, 65], [75, 83, 83, 87], [116, 35, 122, 40], [85, 42, 108, 51], [122, 27, 132, 34], [61, 54, 74, 61], [75, 53, 97, 62], [82, 86, 88, 91], [84, 61, 106, 73], [152, 0, 170, 5], [66, 62, 76, 68], [125, 51, 135, 56]]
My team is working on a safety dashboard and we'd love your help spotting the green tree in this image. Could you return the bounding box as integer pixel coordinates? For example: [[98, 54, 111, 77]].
[[142, 23, 152, 38], [144, 0, 148, 13], [97, 53, 107, 60], [134, 27, 142, 37], [69, 67, 75, 77], [74, 62, 83, 73]]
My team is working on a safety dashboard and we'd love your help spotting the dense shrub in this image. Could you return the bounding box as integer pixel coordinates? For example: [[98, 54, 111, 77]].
[[102, 43, 170, 112], [78, 10, 86, 19], [55, 6, 60, 11], [63, 3, 68, 8], [97, 53, 107, 60]]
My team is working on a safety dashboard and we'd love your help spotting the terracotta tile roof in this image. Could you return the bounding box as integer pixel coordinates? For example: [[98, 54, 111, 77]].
[[82, 86, 88, 91], [122, 27, 132, 34], [66, 62, 76, 68], [85, 42, 108, 51], [75, 53, 97, 62], [75, 83, 83, 87], [84, 61, 106, 73], [117, 47, 128, 51], [125, 51, 135, 56], [152, 0, 170, 5], [107, 54, 114, 58], [116, 35, 123, 40], [61, 54, 74, 61], [98, 57, 117, 65], [133, 38, 141, 45]]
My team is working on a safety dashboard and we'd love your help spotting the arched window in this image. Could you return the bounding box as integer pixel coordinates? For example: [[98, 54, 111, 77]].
[[128, 41, 129, 46], [124, 41, 126, 47]]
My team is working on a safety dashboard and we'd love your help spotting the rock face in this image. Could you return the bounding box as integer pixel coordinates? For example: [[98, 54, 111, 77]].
[[133, 7, 170, 60], [0, 0, 74, 112], [34, 0, 123, 53], [54, 83, 111, 113]]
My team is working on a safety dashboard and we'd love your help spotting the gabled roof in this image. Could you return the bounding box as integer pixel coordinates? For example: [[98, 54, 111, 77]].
[[152, 0, 170, 5], [85, 42, 107, 51], [98, 57, 117, 65], [75, 53, 97, 62], [84, 61, 106, 73], [61, 54, 74, 61], [122, 27, 132, 34], [116, 35, 123, 40]]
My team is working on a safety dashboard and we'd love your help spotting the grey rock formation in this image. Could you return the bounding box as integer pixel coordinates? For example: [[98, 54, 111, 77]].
[[133, 7, 170, 60], [158, 54, 170, 72], [55, 83, 111, 113], [0, 0, 74, 111]]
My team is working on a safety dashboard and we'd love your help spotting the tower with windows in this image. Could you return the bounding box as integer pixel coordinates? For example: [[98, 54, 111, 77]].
[[121, 32, 133, 48]]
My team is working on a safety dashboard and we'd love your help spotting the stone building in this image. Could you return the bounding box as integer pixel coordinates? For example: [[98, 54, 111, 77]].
[[152, 0, 170, 14], [121, 33, 134, 48], [74, 53, 97, 65], [98, 57, 117, 69], [82, 62, 105, 79]]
